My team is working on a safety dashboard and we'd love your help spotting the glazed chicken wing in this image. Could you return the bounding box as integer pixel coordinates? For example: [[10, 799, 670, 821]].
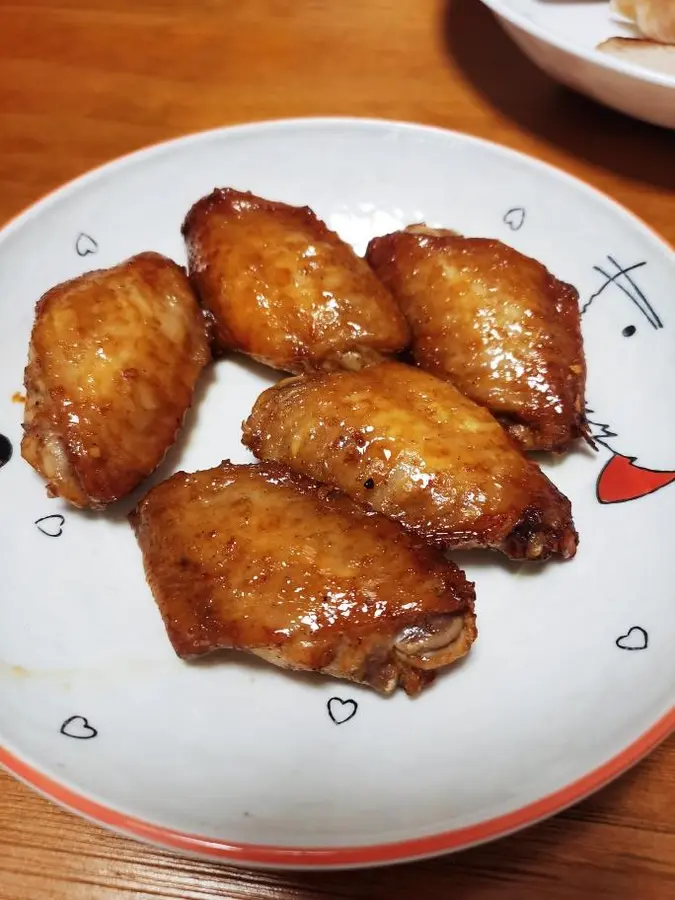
[[242, 361, 577, 560], [22, 252, 210, 508], [182, 188, 409, 372], [130, 461, 477, 695], [366, 228, 588, 452]]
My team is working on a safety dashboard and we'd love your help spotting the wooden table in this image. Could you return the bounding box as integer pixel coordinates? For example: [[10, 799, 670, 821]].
[[1, 1, 673, 897]]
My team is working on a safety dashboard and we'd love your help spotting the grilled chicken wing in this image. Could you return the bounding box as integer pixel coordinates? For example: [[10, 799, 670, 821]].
[[130, 461, 477, 695], [366, 228, 588, 453], [182, 188, 409, 372], [22, 252, 210, 508], [242, 361, 577, 560]]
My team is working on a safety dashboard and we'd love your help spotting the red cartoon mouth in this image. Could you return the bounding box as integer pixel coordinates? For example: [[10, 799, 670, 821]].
[[597, 454, 675, 504]]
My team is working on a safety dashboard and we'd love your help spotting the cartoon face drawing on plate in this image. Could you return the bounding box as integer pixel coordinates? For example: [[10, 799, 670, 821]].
[[581, 254, 675, 504]]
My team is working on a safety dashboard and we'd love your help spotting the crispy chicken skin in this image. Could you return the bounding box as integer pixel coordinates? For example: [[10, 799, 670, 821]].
[[242, 361, 578, 561], [181, 188, 409, 372], [366, 228, 588, 453], [130, 461, 477, 695], [22, 252, 210, 509]]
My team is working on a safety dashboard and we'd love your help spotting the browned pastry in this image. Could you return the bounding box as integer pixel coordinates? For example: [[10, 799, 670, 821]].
[[242, 361, 578, 561], [610, 0, 675, 43], [22, 252, 210, 509], [182, 188, 409, 372], [598, 36, 675, 73], [366, 227, 588, 453], [130, 461, 477, 696]]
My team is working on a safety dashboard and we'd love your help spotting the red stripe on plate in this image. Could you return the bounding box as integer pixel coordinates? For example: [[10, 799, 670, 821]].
[[1, 709, 673, 867]]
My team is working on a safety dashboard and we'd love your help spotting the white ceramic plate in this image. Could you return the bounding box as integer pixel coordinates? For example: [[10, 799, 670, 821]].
[[480, 0, 675, 129], [0, 118, 673, 870]]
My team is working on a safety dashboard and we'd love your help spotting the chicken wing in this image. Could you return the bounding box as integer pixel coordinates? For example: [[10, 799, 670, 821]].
[[182, 188, 409, 372], [242, 361, 578, 560], [22, 252, 210, 509], [366, 228, 588, 453], [130, 461, 477, 695]]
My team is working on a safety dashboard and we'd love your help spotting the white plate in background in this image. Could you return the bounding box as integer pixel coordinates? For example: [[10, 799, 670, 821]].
[[480, 0, 675, 129]]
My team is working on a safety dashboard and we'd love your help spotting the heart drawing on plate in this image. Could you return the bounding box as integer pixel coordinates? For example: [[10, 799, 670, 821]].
[[327, 697, 358, 725], [75, 232, 99, 257], [35, 514, 65, 538], [60, 716, 98, 740], [503, 207, 526, 231], [615, 626, 649, 651]]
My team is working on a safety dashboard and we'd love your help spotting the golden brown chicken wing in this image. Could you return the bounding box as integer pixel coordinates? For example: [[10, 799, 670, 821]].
[[182, 188, 409, 372], [242, 361, 577, 560], [130, 461, 477, 695], [22, 252, 210, 509], [366, 228, 588, 453]]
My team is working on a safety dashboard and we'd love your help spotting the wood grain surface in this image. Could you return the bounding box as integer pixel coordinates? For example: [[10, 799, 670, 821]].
[[0, 1, 673, 898]]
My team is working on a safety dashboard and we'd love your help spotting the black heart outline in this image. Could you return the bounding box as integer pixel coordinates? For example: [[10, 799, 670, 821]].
[[75, 233, 99, 257], [503, 207, 526, 231], [0, 433, 12, 469], [327, 697, 358, 725], [615, 626, 648, 651], [35, 514, 65, 538], [60, 715, 98, 740]]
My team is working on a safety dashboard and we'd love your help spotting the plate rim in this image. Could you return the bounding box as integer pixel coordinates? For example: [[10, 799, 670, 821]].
[[1, 116, 673, 868], [0, 116, 673, 257], [479, 0, 675, 89], [1, 715, 672, 867]]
